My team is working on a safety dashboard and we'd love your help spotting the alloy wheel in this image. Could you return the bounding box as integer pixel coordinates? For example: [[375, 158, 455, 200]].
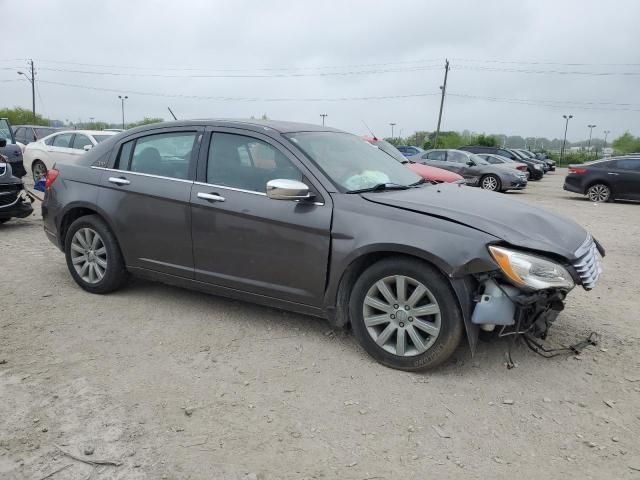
[[70, 228, 108, 284], [588, 184, 610, 202], [362, 275, 441, 357], [481, 175, 499, 191]]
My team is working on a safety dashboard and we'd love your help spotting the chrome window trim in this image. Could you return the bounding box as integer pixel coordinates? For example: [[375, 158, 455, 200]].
[[90, 166, 194, 184], [193, 181, 324, 205]]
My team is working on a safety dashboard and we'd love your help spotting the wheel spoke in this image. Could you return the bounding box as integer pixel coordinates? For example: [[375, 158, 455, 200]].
[[79, 261, 90, 277], [395, 276, 407, 304], [364, 296, 393, 313], [75, 232, 89, 249], [94, 247, 106, 256], [412, 303, 439, 317], [396, 329, 406, 356], [406, 284, 427, 308], [406, 325, 426, 352], [88, 264, 96, 283], [72, 255, 86, 265], [375, 280, 396, 306], [93, 262, 104, 280], [84, 229, 93, 249], [91, 233, 100, 250], [71, 243, 85, 254], [413, 318, 440, 337], [376, 323, 396, 346], [95, 257, 107, 268], [365, 313, 391, 327]]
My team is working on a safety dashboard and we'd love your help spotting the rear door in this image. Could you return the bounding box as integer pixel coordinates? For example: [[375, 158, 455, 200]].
[[96, 126, 203, 277], [612, 158, 640, 199], [49, 132, 75, 165], [190, 128, 332, 306]]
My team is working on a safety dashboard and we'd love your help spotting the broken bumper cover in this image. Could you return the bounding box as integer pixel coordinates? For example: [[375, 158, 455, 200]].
[[0, 192, 33, 220]]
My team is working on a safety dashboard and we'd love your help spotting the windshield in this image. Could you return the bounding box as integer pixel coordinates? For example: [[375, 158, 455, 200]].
[[92, 135, 112, 143], [373, 140, 408, 164], [286, 132, 421, 192], [0, 119, 14, 144]]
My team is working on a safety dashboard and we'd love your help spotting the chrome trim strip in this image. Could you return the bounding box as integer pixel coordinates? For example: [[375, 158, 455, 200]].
[[193, 181, 266, 196], [91, 166, 194, 184]]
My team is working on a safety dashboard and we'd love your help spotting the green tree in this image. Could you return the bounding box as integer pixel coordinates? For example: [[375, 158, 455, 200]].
[[475, 133, 498, 147], [127, 117, 164, 128], [0, 107, 50, 126], [612, 132, 640, 154]]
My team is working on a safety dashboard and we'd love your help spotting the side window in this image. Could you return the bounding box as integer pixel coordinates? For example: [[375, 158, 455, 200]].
[[448, 152, 468, 164], [71, 134, 93, 150], [207, 132, 303, 193], [426, 150, 446, 161], [126, 131, 197, 180], [14, 128, 25, 143], [44, 135, 56, 146], [35, 128, 53, 139], [616, 158, 640, 171], [484, 156, 499, 164], [52, 133, 73, 147], [498, 149, 513, 159]]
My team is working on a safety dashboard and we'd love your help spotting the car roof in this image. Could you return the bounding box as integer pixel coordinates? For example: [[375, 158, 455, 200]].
[[48, 130, 118, 136], [13, 125, 61, 129], [123, 119, 342, 136]]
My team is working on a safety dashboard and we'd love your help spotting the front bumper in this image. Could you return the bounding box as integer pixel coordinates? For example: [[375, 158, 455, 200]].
[[505, 178, 528, 189], [563, 177, 584, 194], [0, 192, 33, 220]]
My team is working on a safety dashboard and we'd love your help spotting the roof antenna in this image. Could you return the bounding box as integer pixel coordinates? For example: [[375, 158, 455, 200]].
[[362, 120, 377, 141], [168, 107, 178, 120]]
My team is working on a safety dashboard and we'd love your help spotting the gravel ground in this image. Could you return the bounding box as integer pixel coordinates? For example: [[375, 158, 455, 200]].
[[1, 169, 639, 479]]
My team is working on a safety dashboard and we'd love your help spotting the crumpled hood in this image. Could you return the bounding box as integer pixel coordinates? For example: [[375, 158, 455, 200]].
[[362, 183, 589, 260]]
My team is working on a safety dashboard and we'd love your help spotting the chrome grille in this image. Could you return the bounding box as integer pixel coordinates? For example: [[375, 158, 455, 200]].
[[572, 235, 602, 290]]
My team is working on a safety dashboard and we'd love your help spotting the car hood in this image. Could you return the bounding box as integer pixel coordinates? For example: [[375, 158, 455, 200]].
[[361, 182, 589, 260], [405, 162, 463, 183]]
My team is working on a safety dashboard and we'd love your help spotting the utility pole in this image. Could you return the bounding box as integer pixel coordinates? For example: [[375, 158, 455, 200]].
[[560, 114, 573, 164], [389, 123, 396, 139], [434, 59, 450, 148], [320, 113, 327, 126], [17, 59, 36, 122], [587, 124, 596, 158], [118, 95, 128, 129], [603, 130, 610, 148]]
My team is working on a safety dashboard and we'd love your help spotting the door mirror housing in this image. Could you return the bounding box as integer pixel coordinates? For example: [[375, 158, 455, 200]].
[[83, 144, 93, 151], [0, 138, 6, 148], [467, 160, 475, 166], [266, 179, 314, 201]]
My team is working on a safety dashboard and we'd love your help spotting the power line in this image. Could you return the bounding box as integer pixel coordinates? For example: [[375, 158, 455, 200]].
[[451, 58, 640, 67], [453, 65, 640, 76], [447, 93, 640, 112]]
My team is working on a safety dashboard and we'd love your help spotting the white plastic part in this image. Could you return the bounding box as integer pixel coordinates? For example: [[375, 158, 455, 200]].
[[471, 279, 519, 326]]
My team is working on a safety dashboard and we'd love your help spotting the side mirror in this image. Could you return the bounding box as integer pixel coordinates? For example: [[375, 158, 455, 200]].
[[83, 144, 93, 151], [0, 138, 6, 148], [266, 179, 314, 201], [467, 160, 475, 166]]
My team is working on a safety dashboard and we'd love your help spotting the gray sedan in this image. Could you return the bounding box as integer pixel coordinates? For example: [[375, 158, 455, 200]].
[[411, 149, 528, 192]]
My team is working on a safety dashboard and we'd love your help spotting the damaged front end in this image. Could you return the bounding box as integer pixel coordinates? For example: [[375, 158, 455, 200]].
[[468, 236, 604, 362], [0, 159, 34, 222]]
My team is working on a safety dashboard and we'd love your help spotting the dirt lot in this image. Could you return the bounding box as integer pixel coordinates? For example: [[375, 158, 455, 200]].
[[1, 169, 639, 479]]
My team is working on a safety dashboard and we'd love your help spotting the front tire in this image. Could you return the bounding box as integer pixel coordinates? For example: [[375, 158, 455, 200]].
[[64, 215, 128, 294], [349, 257, 464, 371], [480, 174, 501, 191], [587, 183, 611, 202]]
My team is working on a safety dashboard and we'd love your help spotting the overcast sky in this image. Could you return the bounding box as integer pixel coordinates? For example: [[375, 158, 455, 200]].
[[4, 0, 640, 141]]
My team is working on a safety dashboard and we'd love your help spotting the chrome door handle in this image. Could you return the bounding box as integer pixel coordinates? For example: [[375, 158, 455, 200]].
[[197, 192, 225, 202], [607, 172, 619, 175], [108, 176, 131, 185]]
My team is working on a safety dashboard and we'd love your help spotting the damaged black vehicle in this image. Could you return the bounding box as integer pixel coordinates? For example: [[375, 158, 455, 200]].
[[41, 120, 603, 371], [0, 139, 33, 224]]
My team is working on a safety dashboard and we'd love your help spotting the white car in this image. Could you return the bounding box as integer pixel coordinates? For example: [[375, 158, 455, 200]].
[[23, 130, 117, 180]]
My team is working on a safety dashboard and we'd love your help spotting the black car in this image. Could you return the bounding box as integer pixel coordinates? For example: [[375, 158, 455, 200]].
[[564, 156, 640, 202], [0, 118, 26, 178], [516, 149, 556, 171], [42, 120, 602, 371], [13, 125, 62, 145], [0, 139, 33, 223], [459, 146, 544, 180]]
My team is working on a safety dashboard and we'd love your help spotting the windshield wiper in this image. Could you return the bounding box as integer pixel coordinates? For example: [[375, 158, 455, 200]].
[[346, 182, 411, 194], [409, 178, 429, 186]]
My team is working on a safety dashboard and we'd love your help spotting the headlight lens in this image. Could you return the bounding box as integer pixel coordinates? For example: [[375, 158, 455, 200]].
[[489, 246, 575, 290]]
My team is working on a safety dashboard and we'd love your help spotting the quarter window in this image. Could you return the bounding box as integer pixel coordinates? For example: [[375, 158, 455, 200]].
[[52, 133, 73, 148], [118, 131, 197, 180], [71, 134, 93, 150], [447, 151, 468, 164], [207, 133, 302, 193]]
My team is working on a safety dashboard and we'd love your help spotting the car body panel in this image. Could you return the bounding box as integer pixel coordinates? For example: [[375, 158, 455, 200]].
[[459, 146, 545, 180], [564, 157, 640, 201]]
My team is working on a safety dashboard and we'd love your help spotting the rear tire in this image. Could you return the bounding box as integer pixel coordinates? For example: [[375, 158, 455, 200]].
[[349, 257, 464, 371], [587, 183, 611, 202], [64, 215, 128, 294]]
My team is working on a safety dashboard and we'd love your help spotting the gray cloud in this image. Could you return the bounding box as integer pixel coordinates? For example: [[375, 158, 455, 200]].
[[4, 0, 639, 142]]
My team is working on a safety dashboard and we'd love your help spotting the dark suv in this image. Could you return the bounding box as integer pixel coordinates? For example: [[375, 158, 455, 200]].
[[42, 120, 603, 371], [460, 146, 544, 180]]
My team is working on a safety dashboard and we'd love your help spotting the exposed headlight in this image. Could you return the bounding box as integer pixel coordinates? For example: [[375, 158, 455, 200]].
[[488, 246, 575, 290]]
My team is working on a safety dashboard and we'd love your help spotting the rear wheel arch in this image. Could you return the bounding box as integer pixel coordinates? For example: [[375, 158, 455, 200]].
[[586, 178, 613, 193], [60, 206, 106, 247]]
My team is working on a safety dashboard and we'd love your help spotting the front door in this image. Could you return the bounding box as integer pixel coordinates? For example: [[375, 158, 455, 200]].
[[190, 129, 332, 306], [610, 158, 640, 200], [97, 127, 202, 278]]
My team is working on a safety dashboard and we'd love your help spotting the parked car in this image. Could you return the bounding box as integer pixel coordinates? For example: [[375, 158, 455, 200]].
[[12, 125, 62, 146], [0, 118, 26, 178], [24, 130, 117, 180], [42, 120, 603, 371], [516, 149, 556, 171], [412, 149, 528, 192], [362, 137, 463, 183], [0, 139, 33, 223], [396, 145, 424, 157], [511, 149, 550, 172], [459, 146, 544, 180], [563, 156, 640, 202], [476, 153, 530, 177]]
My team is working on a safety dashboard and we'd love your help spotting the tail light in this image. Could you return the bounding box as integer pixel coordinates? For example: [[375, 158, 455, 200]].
[[45, 168, 59, 190], [569, 167, 587, 174]]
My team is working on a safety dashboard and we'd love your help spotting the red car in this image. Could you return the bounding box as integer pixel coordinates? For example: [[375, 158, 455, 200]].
[[362, 137, 463, 183]]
